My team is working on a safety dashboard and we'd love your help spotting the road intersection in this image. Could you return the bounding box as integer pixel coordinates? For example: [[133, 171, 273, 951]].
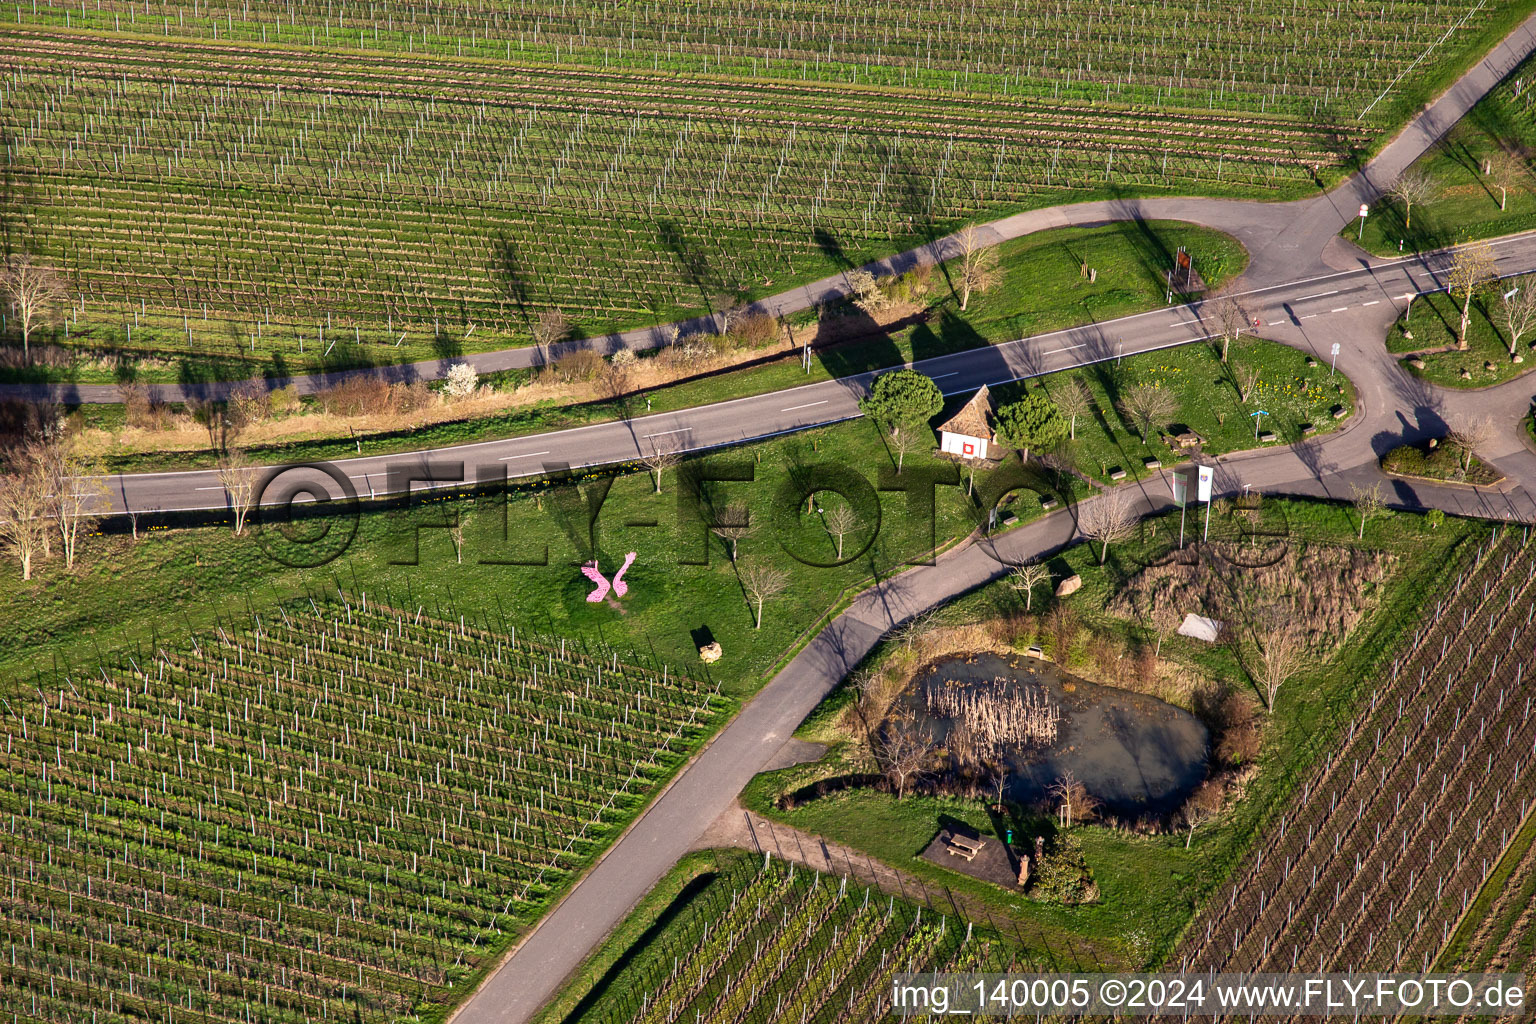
[[14, 10, 1536, 1024]]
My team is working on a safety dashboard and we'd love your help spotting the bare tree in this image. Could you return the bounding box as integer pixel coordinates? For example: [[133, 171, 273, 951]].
[[531, 308, 569, 352], [449, 517, 465, 564], [640, 442, 680, 493], [0, 472, 47, 580], [887, 423, 924, 472], [217, 449, 259, 536], [1209, 294, 1250, 363], [0, 255, 67, 357], [1181, 780, 1226, 848], [955, 224, 1001, 311], [1049, 770, 1097, 828], [1386, 168, 1437, 230], [823, 501, 860, 559], [1446, 414, 1495, 476], [29, 436, 104, 569], [709, 502, 753, 562], [1487, 149, 1528, 212], [1080, 488, 1136, 564], [1052, 378, 1091, 440], [1233, 362, 1261, 404], [1149, 599, 1182, 657], [1349, 482, 1386, 539], [740, 561, 790, 628], [1497, 277, 1536, 357], [593, 361, 632, 406], [1007, 562, 1052, 611], [1447, 241, 1498, 349], [876, 714, 932, 799], [1120, 383, 1178, 442], [1251, 613, 1305, 710]]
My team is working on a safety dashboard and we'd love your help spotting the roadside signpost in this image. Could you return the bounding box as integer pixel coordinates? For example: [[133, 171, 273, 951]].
[[1330, 342, 1340, 376], [1198, 465, 1214, 541], [1357, 202, 1369, 240], [1251, 408, 1268, 439], [1171, 469, 1189, 548]]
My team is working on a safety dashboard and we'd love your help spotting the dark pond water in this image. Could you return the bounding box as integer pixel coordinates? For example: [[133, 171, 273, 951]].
[[896, 652, 1209, 818]]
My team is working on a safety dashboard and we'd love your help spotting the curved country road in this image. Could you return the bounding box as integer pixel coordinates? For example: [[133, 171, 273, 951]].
[[439, 14, 1536, 1024], [11, 11, 1536, 1024], [6, 10, 1535, 408]]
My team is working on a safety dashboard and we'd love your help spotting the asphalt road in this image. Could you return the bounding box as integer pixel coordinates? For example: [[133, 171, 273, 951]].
[[20, 9, 1536, 1024], [7, 7, 1534, 407], [85, 227, 1536, 521], [440, 13, 1536, 1024]]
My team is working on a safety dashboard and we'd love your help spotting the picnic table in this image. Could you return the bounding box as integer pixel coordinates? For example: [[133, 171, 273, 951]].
[[944, 831, 983, 861]]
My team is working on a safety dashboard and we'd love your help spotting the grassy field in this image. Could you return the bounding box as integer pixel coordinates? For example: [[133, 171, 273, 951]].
[[741, 498, 1487, 968], [1007, 335, 1352, 487], [0, 416, 1063, 688], [0, 416, 1055, 1021], [1, 597, 727, 1024], [1354, 49, 1536, 256], [2, 1, 1532, 377], [529, 848, 1019, 1024], [57, 218, 1250, 470], [1386, 289, 1534, 388]]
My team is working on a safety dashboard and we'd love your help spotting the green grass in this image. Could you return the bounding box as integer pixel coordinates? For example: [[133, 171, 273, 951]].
[[1011, 337, 1353, 486], [1352, 49, 1536, 257], [533, 848, 1017, 1024], [5, 1, 1531, 376], [1438, 804, 1536, 971], [741, 498, 1487, 968], [72, 219, 1248, 474], [1382, 441, 1504, 485], [2, 596, 729, 1024], [528, 850, 729, 1024], [1387, 290, 1532, 388], [0, 417, 1032, 693]]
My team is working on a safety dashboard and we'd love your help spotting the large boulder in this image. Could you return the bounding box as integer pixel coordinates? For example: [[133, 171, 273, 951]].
[[1054, 574, 1083, 598], [698, 641, 723, 664]]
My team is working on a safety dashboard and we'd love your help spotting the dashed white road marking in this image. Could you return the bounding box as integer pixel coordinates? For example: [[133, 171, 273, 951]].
[[1362, 301, 1380, 306], [1330, 307, 1349, 313], [1296, 290, 1340, 300], [498, 450, 551, 461], [781, 400, 829, 412], [642, 427, 691, 438], [1300, 314, 1318, 320]]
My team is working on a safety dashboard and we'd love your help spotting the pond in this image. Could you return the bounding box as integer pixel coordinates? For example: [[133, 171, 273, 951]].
[[892, 652, 1209, 818]]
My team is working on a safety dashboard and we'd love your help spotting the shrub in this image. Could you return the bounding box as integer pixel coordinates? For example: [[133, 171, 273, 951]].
[[553, 349, 605, 383], [442, 362, 479, 398], [121, 383, 170, 430], [227, 383, 270, 429], [394, 381, 435, 413], [728, 312, 778, 349], [1032, 832, 1097, 903], [267, 385, 301, 417], [610, 348, 637, 368]]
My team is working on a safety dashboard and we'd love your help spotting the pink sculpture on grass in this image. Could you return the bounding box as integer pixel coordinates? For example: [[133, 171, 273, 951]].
[[582, 552, 637, 602]]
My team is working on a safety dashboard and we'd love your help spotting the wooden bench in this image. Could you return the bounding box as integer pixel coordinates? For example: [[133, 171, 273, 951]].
[[944, 833, 983, 861]]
